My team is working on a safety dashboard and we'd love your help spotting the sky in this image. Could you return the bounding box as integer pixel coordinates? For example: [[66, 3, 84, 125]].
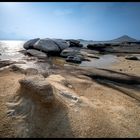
[[0, 2, 140, 41]]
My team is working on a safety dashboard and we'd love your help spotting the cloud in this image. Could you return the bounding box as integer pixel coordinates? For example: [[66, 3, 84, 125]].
[[53, 9, 73, 16]]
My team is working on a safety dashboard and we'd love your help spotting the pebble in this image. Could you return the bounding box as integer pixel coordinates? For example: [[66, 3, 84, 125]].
[[68, 84, 73, 88]]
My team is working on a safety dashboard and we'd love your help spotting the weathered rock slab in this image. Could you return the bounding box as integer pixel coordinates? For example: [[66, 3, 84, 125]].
[[26, 49, 47, 59], [125, 56, 139, 60]]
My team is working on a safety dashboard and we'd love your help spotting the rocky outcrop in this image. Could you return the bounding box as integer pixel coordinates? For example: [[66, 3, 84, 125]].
[[60, 48, 93, 63], [84, 68, 140, 85], [26, 49, 47, 59], [6, 74, 81, 137], [18, 74, 79, 105], [19, 76, 54, 104], [24, 38, 69, 55]]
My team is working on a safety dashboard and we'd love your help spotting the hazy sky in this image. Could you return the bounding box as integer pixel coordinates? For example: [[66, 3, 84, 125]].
[[0, 2, 140, 40]]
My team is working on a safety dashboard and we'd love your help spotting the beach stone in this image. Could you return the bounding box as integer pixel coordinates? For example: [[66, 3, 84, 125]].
[[0, 60, 15, 68], [60, 48, 80, 57], [59, 91, 78, 101], [125, 56, 139, 60], [10, 64, 25, 73], [86, 53, 100, 59], [66, 56, 82, 64], [26, 49, 47, 59], [10, 65, 38, 75]]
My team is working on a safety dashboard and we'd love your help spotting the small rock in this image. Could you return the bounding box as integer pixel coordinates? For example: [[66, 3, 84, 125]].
[[68, 85, 73, 88], [125, 56, 139, 60], [60, 92, 78, 101], [0, 60, 15, 68], [10, 65, 25, 73], [66, 56, 82, 64]]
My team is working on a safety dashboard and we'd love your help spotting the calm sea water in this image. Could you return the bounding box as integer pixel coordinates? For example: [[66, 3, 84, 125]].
[[79, 54, 117, 68], [0, 40, 117, 69]]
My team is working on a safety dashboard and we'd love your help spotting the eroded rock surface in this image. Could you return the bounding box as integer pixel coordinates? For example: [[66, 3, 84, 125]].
[[26, 49, 47, 59]]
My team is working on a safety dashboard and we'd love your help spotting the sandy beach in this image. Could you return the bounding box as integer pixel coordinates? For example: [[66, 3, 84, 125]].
[[1, 1, 140, 138], [0, 53, 140, 138], [110, 56, 140, 76]]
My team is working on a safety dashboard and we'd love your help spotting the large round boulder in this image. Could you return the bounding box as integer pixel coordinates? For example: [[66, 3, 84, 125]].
[[23, 38, 40, 50], [33, 38, 60, 53], [52, 39, 69, 50]]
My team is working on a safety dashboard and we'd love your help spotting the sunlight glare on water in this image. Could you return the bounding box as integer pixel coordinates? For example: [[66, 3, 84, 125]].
[[0, 40, 25, 61]]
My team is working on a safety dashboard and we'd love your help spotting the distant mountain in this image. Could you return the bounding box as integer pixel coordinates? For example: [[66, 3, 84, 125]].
[[110, 35, 138, 43], [78, 35, 139, 47]]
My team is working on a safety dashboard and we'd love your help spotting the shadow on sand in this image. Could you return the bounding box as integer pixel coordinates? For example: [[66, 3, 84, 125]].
[[7, 87, 74, 138]]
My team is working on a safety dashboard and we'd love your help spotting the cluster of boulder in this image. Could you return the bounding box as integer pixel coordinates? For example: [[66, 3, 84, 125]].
[[23, 38, 84, 64]]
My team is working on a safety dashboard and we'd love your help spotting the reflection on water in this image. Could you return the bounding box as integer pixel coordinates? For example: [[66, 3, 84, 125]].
[[0, 40, 25, 61], [51, 55, 117, 68], [80, 54, 117, 68]]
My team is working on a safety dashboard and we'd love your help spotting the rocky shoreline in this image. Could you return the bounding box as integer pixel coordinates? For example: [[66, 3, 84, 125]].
[[0, 38, 140, 138]]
